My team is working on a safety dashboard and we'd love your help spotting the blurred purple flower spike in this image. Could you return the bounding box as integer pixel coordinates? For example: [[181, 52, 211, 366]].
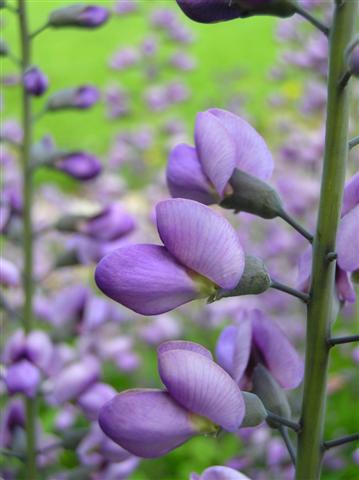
[[47, 86, 99, 110], [0, 399, 25, 448], [5, 359, 41, 398], [95, 199, 245, 315], [23, 66, 49, 96], [99, 341, 245, 458], [55, 151, 102, 180], [167, 108, 273, 204], [190, 465, 252, 480], [113, 0, 138, 15], [0, 257, 21, 287]]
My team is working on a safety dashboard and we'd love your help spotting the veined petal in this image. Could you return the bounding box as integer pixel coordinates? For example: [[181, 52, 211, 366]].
[[342, 171, 359, 217], [95, 244, 200, 315], [195, 112, 236, 196], [156, 199, 245, 289], [158, 348, 245, 431], [167, 144, 216, 205], [337, 205, 359, 272], [252, 310, 304, 389], [158, 340, 213, 360], [98, 389, 198, 458], [209, 109, 273, 181], [201, 466, 252, 480], [216, 319, 252, 384]]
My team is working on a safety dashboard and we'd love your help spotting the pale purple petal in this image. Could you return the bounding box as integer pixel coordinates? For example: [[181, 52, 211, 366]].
[[158, 340, 213, 360], [337, 205, 359, 272], [252, 310, 304, 389], [0, 257, 21, 287], [77, 382, 116, 420], [297, 246, 312, 292], [336, 268, 356, 303], [95, 244, 200, 315], [26, 331, 54, 372], [216, 318, 252, 383], [342, 171, 359, 217], [209, 108, 273, 180], [82, 203, 136, 241], [156, 199, 245, 289], [99, 389, 198, 458], [5, 360, 41, 398], [158, 348, 245, 431], [167, 144, 216, 205], [195, 112, 236, 195], [201, 466, 252, 480]]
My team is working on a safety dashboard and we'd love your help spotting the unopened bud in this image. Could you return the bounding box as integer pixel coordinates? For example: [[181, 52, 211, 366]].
[[55, 214, 89, 233], [47, 86, 99, 111], [48, 4, 109, 29], [241, 392, 267, 428], [23, 66, 49, 97]]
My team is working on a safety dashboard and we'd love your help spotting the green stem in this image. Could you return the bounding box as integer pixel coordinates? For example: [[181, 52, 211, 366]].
[[295, 2, 358, 479], [18, 1, 37, 479], [292, 3, 329, 36], [328, 334, 359, 346], [323, 433, 359, 450], [270, 280, 310, 303], [349, 135, 359, 150], [279, 426, 296, 465]]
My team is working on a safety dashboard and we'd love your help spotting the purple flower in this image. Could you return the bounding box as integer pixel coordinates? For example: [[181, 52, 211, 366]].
[[109, 47, 140, 70], [23, 67, 48, 96], [0, 257, 20, 287], [216, 310, 304, 389], [167, 109, 273, 205], [5, 359, 41, 398], [95, 199, 245, 315], [47, 86, 100, 110], [99, 341, 245, 457], [77, 383, 116, 420], [54, 151, 102, 180], [49, 5, 109, 28], [0, 399, 25, 448], [190, 466, 251, 480], [175, 0, 295, 23]]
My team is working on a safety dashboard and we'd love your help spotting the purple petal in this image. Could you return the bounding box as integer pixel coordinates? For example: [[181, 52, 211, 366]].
[[297, 246, 312, 292], [216, 318, 252, 383], [201, 466, 252, 480], [55, 152, 102, 181], [0, 257, 21, 288], [336, 268, 356, 303], [167, 143, 216, 205], [77, 382, 116, 420], [5, 360, 41, 398], [95, 244, 200, 315], [99, 389, 197, 458], [195, 111, 236, 196], [158, 340, 213, 360], [82, 203, 136, 241], [156, 199, 245, 289], [158, 348, 245, 431], [342, 171, 359, 217], [209, 109, 273, 180], [252, 310, 304, 389], [337, 205, 359, 272], [26, 330, 53, 372]]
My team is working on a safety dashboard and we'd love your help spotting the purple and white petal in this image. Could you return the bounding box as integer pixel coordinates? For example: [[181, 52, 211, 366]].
[[158, 348, 245, 431], [99, 389, 198, 458], [342, 171, 359, 217], [337, 205, 359, 272], [158, 340, 213, 360], [95, 244, 200, 315], [156, 199, 245, 289]]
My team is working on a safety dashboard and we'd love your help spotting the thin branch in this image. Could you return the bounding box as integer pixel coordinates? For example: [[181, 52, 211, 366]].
[[349, 136, 359, 150], [338, 70, 352, 90], [293, 3, 330, 36], [266, 411, 301, 433], [270, 280, 310, 303], [30, 22, 49, 39], [278, 209, 313, 243], [326, 252, 337, 262], [323, 433, 359, 450], [328, 335, 359, 346], [279, 426, 296, 465]]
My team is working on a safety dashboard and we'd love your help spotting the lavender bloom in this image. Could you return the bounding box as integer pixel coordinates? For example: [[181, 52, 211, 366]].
[[47, 86, 100, 110], [54, 152, 102, 180], [105, 86, 130, 119], [170, 51, 197, 71], [23, 67, 48, 97], [167, 109, 273, 204], [109, 47, 140, 70], [190, 466, 251, 480], [0, 257, 20, 287], [99, 341, 245, 457], [0, 119, 23, 144], [113, 0, 138, 15], [216, 309, 304, 389], [5, 360, 41, 398], [175, 0, 295, 23], [49, 4, 109, 28], [77, 382, 116, 420], [95, 199, 245, 315]]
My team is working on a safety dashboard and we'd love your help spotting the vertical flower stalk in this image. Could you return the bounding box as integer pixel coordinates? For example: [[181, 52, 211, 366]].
[[18, 0, 36, 478], [296, 1, 358, 479]]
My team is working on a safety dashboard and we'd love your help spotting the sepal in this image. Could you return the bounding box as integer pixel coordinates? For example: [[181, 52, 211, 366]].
[[241, 392, 267, 428]]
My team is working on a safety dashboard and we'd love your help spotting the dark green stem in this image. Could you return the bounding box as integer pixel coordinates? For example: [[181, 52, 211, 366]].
[[270, 280, 310, 303], [18, 1, 37, 479], [328, 334, 359, 346], [266, 411, 301, 432], [295, 2, 358, 479], [30, 22, 49, 39], [349, 136, 359, 150], [323, 433, 359, 450], [292, 3, 329, 36], [277, 208, 313, 242], [279, 426, 296, 465]]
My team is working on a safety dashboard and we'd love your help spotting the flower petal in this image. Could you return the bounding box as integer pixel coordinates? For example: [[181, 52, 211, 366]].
[[156, 199, 245, 289], [195, 112, 236, 196], [209, 109, 273, 181], [167, 144, 216, 205], [216, 318, 252, 383], [337, 205, 359, 272], [201, 466, 252, 480], [158, 349, 245, 431], [252, 310, 304, 389], [158, 340, 213, 360], [99, 389, 197, 458], [95, 244, 200, 315], [342, 171, 359, 217]]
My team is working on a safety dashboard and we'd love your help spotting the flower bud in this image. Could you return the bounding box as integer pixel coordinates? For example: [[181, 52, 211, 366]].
[[241, 392, 267, 428], [46, 86, 100, 111], [48, 4, 109, 29], [252, 365, 291, 423], [54, 152, 102, 181], [209, 255, 271, 302], [220, 168, 284, 219], [23, 66, 49, 97]]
